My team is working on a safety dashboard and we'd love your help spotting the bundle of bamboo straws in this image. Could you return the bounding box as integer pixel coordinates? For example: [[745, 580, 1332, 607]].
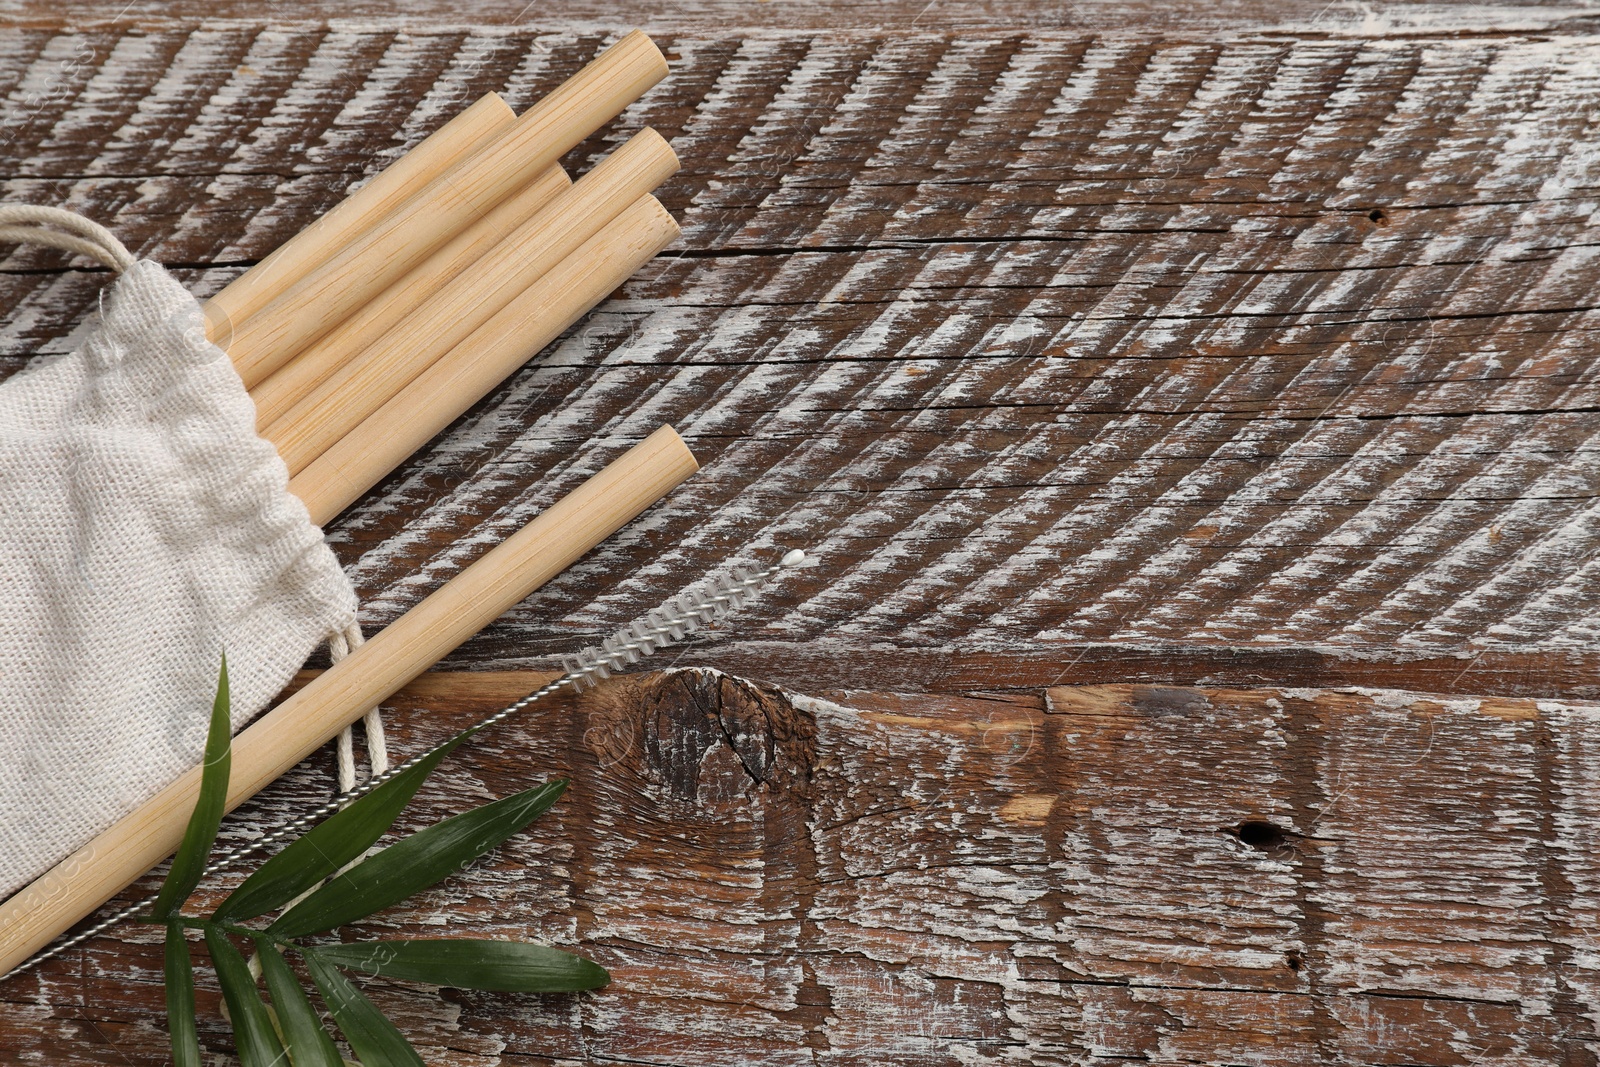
[[212, 28, 681, 525], [0, 30, 700, 976]]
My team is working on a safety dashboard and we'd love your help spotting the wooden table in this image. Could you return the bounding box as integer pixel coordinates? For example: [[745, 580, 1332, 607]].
[[5, 1, 1600, 1062]]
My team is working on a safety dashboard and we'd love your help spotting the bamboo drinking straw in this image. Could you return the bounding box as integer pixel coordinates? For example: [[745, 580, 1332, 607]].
[[292, 195, 680, 525], [267, 129, 679, 475], [0, 426, 698, 979], [227, 30, 668, 387], [204, 92, 517, 347], [249, 163, 573, 429]]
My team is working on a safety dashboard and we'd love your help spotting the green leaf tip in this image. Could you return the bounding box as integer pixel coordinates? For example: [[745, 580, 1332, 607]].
[[269, 779, 568, 940], [152, 654, 232, 919], [215, 730, 476, 923], [307, 938, 610, 993]]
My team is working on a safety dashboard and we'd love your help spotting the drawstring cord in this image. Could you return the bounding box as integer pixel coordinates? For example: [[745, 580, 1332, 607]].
[[0, 205, 136, 272], [326, 621, 390, 792]]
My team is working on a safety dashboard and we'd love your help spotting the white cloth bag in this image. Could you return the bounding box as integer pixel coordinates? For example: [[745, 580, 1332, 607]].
[[0, 208, 360, 900]]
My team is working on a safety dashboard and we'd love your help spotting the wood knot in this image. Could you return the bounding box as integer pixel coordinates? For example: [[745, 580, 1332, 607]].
[[585, 668, 816, 809]]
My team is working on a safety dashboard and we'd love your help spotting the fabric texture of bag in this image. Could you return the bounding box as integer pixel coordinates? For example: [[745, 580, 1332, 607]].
[[0, 207, 360, 900]]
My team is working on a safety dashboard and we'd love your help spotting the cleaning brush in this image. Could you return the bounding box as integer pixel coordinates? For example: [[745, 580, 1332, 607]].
[[562, 551, 806, 686], [10, 548, 807, 976]]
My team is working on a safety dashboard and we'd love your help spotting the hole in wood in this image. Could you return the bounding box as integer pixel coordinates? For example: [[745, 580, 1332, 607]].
[[1368, 207, 1388, 225], [1235, 819, 1290, 853], [1285, 949, 1305, 972]]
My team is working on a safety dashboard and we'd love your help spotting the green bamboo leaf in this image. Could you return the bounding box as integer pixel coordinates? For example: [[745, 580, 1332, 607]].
[[215, 730, 475, 923], [303, 952, 424, 1067], [306, 939, 609, 993], [268, 779, 567, 940], [163, 924, 200, 1067], [204, 929, 287, 1067], [152, 655, 232, 919], [256, 940, 343, 1067]]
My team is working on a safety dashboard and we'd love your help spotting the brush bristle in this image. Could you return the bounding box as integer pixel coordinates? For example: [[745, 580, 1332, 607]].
[[564, 551, 802, 690]]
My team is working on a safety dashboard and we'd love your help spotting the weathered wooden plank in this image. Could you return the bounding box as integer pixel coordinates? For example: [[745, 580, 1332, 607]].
[[8, 2, 1600, 35], [5, 672, 1600, 1063], [4, 25, 1600, 691]]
